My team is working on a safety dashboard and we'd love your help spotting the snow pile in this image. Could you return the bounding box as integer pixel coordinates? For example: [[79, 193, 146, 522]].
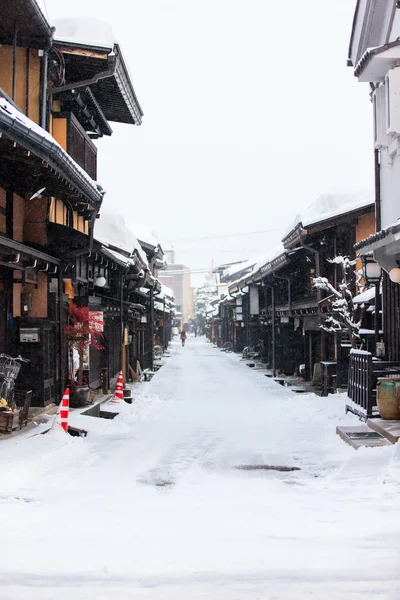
[[94, 205, 147, 262], [131, 224, 161, 249], [253, 244, 286, 274], [285, 190, 374, 234], [52, 18, 117, 50], [0, 338, 399, 599], [160, 284, 174, 300]]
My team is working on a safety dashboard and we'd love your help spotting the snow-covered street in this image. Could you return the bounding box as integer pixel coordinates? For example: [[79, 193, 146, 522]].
[[1, 337, 399, 600]]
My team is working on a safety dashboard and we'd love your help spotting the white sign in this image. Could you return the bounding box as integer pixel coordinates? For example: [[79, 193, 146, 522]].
[[249, 286, 259, 315]]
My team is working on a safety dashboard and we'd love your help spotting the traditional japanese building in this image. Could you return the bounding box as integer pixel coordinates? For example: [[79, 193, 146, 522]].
[[349, 0, 400, 362], [0, 1, 144, 405], [223, 192, 375, 389]]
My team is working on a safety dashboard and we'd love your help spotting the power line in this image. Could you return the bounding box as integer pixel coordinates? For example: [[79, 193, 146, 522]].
[[159, 268, 211, 275], [41, 0, 50, 21], [166, 228, 283, 243]]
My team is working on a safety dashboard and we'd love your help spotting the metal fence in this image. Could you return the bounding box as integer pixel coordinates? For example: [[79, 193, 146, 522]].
[[347, 349, 400, 420]]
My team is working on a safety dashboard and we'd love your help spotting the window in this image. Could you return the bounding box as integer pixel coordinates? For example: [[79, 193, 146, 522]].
[[50, 198, 88, 233]]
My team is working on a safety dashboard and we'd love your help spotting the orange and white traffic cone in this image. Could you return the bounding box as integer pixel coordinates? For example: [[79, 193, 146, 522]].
[[52, 388, 70, 433], [108, 371, 124, 404]]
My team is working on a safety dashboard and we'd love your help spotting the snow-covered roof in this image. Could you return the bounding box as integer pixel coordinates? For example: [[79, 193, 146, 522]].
[[95, 208, 138, 255], [222, 258, 254, 279], [52, 18, 117, 50], [354, 40, 400, 82], [135, 287, 150, 298], [161, 284, 174, 300], [94, 206, 145, 259], [0, 97, 103, 204], [253, 245, 285, 274], [353, 287, 381, 305], [285, 190, 374, 235], [102, 247, 134, 267], [132, 224, 160, 250], [154, 300, 171, 313]]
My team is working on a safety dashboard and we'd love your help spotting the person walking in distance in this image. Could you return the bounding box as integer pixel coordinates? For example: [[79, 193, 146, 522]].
[[180, 329, 187, 347]]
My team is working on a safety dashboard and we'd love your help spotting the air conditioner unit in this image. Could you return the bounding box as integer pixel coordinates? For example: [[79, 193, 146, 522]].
[[386, 67, 400, 135], [373, 85, 388, 148]]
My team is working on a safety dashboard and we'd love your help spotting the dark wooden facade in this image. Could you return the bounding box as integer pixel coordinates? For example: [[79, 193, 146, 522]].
[[0, 0, 146, 406], [215, 202, 376, 387]]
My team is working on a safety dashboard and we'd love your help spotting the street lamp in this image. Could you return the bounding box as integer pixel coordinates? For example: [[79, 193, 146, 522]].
[[362, 254, 382, 353], [389, 266, 400, 283]]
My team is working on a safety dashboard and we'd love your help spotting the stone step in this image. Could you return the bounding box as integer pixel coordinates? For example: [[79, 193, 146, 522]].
[[336, 425, 391, 449], [367, 418, 400, 444]]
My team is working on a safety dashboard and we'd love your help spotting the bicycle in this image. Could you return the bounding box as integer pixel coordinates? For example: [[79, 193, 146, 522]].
[[0, 354, 29, 408]]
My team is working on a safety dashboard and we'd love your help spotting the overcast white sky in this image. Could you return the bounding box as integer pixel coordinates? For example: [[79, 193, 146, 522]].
[[39, 0, 373, 285]]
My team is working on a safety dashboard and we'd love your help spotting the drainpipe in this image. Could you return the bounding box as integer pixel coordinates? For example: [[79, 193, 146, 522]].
[[41, 27, 55, 130], [12, 19, 17, 102], [374, 149, 381, 232], [149, 287, 154, 370], [58, 265, 65, 400], [263, 280, 276, 377], [120, 271, 126, 385], [301, 242, 327, 364], [163, 297, 166, 349], [271, 284, 276, 377]]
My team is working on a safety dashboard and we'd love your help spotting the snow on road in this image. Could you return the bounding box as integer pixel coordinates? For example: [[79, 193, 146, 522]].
[[0, 337, 399, 600]]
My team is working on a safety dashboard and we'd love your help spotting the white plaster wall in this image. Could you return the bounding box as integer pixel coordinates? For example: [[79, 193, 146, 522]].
[[379, 147, 400, 228], [389, 7, 400, 40]]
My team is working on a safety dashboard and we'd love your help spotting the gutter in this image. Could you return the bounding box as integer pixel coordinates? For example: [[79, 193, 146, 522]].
[[41, 27, 55, 130]]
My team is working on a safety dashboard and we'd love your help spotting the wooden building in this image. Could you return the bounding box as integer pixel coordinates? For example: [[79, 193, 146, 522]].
[[0, 0, 144, 405], [222, 193, 375, 386]]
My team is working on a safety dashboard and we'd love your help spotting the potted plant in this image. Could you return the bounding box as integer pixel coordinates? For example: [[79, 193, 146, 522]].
[[64, 301, 104, 407]]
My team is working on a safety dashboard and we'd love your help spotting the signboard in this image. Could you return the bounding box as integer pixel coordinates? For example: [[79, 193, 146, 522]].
[[249, 285, 259, 315]]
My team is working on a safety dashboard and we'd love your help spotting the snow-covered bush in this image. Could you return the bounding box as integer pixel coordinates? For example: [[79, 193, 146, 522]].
[[313, 256, 365, 349]]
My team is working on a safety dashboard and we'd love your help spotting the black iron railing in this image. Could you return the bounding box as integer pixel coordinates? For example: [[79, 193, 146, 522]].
[[347, 349, 400, 420]]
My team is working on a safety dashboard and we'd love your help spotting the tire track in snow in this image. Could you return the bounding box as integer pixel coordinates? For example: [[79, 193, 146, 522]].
[[137, 430, 220, 487]]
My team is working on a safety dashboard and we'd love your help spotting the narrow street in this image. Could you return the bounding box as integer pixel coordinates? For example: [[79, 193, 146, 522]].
[[1, 337, 399, 600]]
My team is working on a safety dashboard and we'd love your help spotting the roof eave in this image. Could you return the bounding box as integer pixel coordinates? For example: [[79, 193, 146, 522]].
[[354, 39, 400, 82]]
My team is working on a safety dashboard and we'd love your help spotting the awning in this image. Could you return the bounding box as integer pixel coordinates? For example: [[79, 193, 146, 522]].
[[51, 43, 143, 126], [0, 235, 60, 271], [353, 287, 381, 305]]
